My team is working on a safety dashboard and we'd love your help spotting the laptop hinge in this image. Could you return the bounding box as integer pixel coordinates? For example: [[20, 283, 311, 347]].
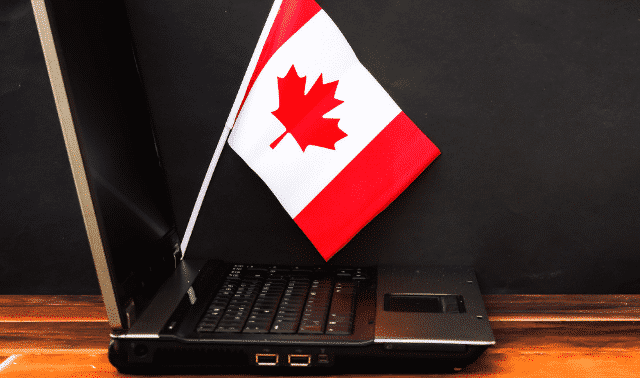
[[173, 242, 182, 269], [125, 300, 136, 329]]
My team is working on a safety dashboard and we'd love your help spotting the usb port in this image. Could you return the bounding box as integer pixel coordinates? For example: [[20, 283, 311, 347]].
[[255, 354, 278, 366], [288, 354, 311, 366], [317, 354, 329, 364]]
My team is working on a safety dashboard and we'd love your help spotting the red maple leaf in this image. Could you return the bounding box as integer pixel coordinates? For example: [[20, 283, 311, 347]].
[[270, 65, 346, 151]]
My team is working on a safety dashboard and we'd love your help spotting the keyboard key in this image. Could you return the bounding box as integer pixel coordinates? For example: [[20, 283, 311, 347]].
[[249, 314, 273, 323], [299, 324, 323, 334], [300, 315, 323, 323], [197, 325, 216, 333], [243, 319, 271, 333], [337, 269, 353, 277], [255, 308, 276, 314], [291, 268, 312, 274], [274, 314, 299, 322], [243, 325, 270, 333], [271, 321, 298, 333], [227, 304, 250, 311], [245, 266, 268, 272], [326, 325, 351, 335], [215, 325, 242, 333], [301, 318, 324, 327], [253, 304, 278, 311]]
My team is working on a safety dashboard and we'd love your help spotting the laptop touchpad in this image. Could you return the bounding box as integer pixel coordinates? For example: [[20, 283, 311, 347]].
[[384, 294, 466, 313]]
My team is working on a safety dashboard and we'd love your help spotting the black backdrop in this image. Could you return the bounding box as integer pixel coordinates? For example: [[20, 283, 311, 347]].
[[2, 0, 640, 294]]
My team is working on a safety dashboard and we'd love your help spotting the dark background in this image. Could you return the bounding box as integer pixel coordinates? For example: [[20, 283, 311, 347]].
[[2, 0, 640, 295]]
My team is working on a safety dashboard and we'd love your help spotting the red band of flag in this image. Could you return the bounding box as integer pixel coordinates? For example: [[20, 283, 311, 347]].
[[294, 112, 441, 260]]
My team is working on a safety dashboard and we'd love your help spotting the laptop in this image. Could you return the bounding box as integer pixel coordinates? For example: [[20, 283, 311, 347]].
[[32, 0, 495, 373]]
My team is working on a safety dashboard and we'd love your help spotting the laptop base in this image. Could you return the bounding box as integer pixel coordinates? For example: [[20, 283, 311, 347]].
[[108, 338, 490, 374], [107, 260, 493, 374]]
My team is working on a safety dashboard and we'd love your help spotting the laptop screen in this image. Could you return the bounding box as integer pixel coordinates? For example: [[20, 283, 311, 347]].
[[45, 0, 178, 327]]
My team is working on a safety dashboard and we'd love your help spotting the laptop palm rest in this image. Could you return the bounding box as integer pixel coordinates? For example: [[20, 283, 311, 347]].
[[374, 266, 494, 347]]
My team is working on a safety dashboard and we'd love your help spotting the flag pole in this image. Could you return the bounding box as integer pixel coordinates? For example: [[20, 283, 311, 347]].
[[181, 0, 284, 256]]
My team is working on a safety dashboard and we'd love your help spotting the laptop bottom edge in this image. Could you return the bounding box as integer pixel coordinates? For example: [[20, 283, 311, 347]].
[[108, 337, 491, 374]]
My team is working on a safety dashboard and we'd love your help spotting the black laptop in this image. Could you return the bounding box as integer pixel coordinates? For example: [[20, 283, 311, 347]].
[[32, 0, 494, 373]]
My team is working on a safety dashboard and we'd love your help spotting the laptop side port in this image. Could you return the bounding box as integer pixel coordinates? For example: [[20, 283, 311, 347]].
[[255, 354, 279, 366], [288, 354, 311, 366], [317, 354, 329, 364]]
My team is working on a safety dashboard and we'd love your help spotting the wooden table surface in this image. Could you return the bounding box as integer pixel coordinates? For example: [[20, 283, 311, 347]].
[[1, 295, 639, 377]]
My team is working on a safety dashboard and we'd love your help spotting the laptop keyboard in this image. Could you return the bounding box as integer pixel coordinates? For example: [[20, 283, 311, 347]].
[[196, 264, 369, 335]]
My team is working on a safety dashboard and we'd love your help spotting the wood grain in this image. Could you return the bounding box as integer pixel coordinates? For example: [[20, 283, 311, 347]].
[[0, 322, 110, 353], [1, 295, 639, 377], [0, 295, 106, 322], [484, 294, 640, 321]]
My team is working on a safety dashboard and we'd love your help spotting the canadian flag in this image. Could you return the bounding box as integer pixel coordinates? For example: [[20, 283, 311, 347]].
[[224, 0, 440, 261]]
